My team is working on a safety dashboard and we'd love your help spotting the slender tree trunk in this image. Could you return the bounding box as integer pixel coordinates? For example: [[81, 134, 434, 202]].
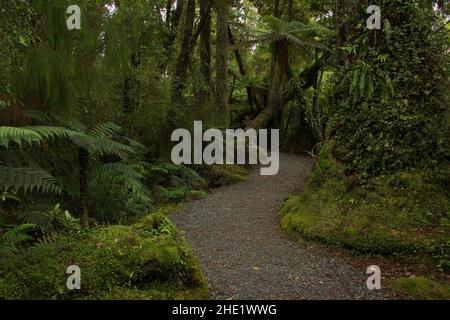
[[336, 0, 351, 66], [215, 0, 230, 126], [228, 25, 260, 112], [122, 52, 141, 113], [160, 0, 184, 71], [78, 148, 89, 226], [198, 0, 212, 106], [165, 0, 173, 29], [312, 52, 324, 141]]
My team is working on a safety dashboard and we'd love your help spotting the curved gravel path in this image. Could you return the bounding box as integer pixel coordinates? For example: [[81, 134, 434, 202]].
[[171, 154, 385, 300]]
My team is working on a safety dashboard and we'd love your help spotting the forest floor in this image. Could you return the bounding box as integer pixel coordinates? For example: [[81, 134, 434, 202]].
[[171, 154, 389, 300]]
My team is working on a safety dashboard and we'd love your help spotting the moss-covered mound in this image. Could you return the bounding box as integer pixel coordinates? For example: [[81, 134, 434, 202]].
[[390, 277, 450, 300], [0, 211, 208, 300], [280, 141, 450, 270]]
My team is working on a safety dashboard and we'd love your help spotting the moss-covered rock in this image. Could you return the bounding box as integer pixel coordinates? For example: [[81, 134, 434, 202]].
[[0, 211, 208, 300]]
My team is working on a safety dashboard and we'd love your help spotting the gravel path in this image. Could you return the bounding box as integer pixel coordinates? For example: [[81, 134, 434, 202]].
[[171, 154, 385, 300]]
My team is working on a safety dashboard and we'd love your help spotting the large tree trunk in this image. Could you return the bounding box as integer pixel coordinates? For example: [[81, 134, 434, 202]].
[[248, 0, 286, 129], [215, 0, 230, 126]]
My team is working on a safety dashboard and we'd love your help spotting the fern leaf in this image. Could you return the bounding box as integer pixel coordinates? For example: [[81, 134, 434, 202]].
[[0, 127, 41, 148], [96, 162, 152, 204], [88, 122, 122, 138], [29, 126, 80, 141], [1, 223, 37, 242], [0, 126, 80, 148], [0, 166, 61, 195]]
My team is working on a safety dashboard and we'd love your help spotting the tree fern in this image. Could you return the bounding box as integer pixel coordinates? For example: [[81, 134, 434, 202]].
[[252, 16, 329, 50]]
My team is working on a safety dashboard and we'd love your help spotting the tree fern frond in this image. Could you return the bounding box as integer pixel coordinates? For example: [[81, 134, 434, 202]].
[[29, 126, 81, 141], [251, 16, 329, 50], [0, 126, 81, 148], [23, 110, 53, 123], [0, 127, 41, 148], [1, 223, 37, 243], [35, 233, 59, 247], [70, 134, 134, 159], [0, 166, 61, 195], [87, 122, 122, 138], [152, 163, 206, 189], [96, 162, 152, 204], [282, 33, 325, 49]]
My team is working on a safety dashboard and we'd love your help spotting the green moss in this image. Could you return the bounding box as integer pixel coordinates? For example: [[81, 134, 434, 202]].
[[0, 210, 208, 300], [390, 277, 450, 300], [281, 141, 450, 270]]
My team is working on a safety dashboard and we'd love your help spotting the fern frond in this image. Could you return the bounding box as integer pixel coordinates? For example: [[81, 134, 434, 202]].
[[70, 134, 134, 159], [87, 122, 122, 138], [97, 163, 152, 203], [0, 126, 80, 148], [153, 163, 206, 189], [23, 110, 53, 123], [1, 223, 37, 243], [252, 16, 330, 50], [0, 166, 61, 195], [66, 122, 134, 159], [35, 233, 59, 247], [0, 127, 41, 148], [30, 126, 81, 141]]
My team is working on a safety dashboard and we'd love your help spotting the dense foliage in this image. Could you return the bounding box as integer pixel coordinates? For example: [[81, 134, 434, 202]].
[[329, 0, 449, 179], [0, 0, 449, 300], [281, 0, 450, 278]]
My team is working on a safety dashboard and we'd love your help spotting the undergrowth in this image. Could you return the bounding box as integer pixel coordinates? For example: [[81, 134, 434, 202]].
[[0, 208, 208, 300]]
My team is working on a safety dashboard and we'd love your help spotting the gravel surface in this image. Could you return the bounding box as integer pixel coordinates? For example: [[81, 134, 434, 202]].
[[171, 154, 386, 300]]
